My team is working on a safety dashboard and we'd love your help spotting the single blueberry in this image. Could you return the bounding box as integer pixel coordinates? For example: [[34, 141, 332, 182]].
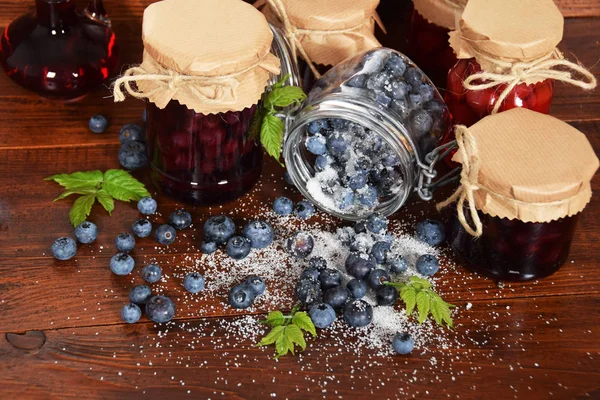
[[345, 252, 376, 280], [74, 221, 98, 244], [314, 154, 333, 172], [323, 286, 349, 309], [371, 241, 391, 264], [381, 153, 400, 167], [411, 110, 434, 137], [129, 284, 152, 305], [308, 256, 328, 271], [357, 185, 378, 208], [416, 254, 440, 276], [287, 231, 314, 259], [51, 237, 77, 261], [121, 303, 141, 324], [155, 224, 176, 245], [367, 268, 391, 290], [200, 241, 217, 254], [245, 275, 266, 297], [415, 219, 446, 246], [204, 215, 236, 244], [142, 263, 162, 283], [346, 74, 368, 88], [347, 279, 368, 299], [348, 172, 367, 190], [404, 67, 423, 87], [392, 332, 414, 355], [226, 236, 252, 260], [376, 285, 398, 306], [119, 123, 144, 144], [132, 218, 152, 238], [388, 256, 408, 274], [295, 278, 322, 306], [273, 197, 294, 216], [300, 267, 321, 281], [306, 135, 327, 155], [337, 226, 356, 246], [242, 220, 274, 249], [183, 272, 205, 293], [116, 232, 136, 253], [294, 200, 315, 220], [366, 213, 388, 234], [110, 253, 135, 275], [137, 197, 157, 215], [168, 209, 192, 230], [336, 188, 355, 210], [88, 114, 108, 134], [408, 93, 424, 109], [326, 132, 348, 155], [384, 53, 407, 77], [145, 295, 176, 323], [228, 284, 255, 309], [330, 118, 347, 130], [307, 119, 330, 135], [309, 303, 336, 329], [119, 140, 148, 170], [419, 84, 435, 102], [319, 268, 342, 290], [343, 299, 373, 327]]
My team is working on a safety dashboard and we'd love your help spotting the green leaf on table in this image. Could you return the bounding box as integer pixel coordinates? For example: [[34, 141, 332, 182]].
[[416, 290, 430, 324], [45, 170, 103, 191], [54, 189, 97, 202], [265, 86, 307, 109], [291, 311, 316, 337], [260, 114, 284, 164], [400, 285, 417, 315], [275, 331, 295, 357], [262, 310, 285, 327], [96, 189, 115, 215], [285, 324, 306, 351], [69, 194, 96, 227], [257, 305, 317, 358], [257, 325, 285, 347], [102, 169, 150, 202]]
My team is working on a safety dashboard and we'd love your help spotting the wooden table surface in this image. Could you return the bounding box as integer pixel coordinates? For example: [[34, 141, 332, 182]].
[[0, 1, 599, 399]]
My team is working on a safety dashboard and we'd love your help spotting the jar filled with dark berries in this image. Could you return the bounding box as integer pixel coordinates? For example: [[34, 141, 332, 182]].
[[284, 48, 452, 220], [257, 0, 382, 92], [406, 0, 466, 88], [113, 0, 281, 205], [439, 108, 599, 281]]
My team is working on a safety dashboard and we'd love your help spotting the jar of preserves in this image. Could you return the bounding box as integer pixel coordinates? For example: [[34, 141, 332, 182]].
[[439, 108, 599, 281], [283, 48, 454, 220], [257, 0, 382, 92], [406, 0, 466, 88], [113, 0, 281, 205]]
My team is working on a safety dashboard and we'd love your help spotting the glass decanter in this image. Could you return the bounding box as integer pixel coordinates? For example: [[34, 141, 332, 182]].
[[0, 0, 119, 102]]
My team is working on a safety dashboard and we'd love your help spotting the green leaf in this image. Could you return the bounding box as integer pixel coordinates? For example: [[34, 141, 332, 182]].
[[102, 169, 150, 202], [429, 294, 454, 328], [46, 170, 103, 190], [400, 285, 417, 315], [249, 105, 267, 140], [275, 331, 294, 358], [266, 86, 306, 109], [291, 311, 316, 337], [257, 325, 285, 347], [54, 189, 97, 201], [262, 311, 285, 327], [69, 194, 96, 227], [273, 74, 291, 89], [285, 324, 306, 351], [260, 114, 284, 164], [409, 276, 431, 289], [96, 189, 115, 215], [416, 291, 430, 324]]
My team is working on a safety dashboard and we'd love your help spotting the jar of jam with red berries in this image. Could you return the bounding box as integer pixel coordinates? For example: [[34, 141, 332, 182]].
[[444, 0, 596, 130], [406, 0, 466, 88], [284, 48, 454, 221], [113, 0, 281, 205], [440, 108, 599, 281], [258, 0, 382, 92]]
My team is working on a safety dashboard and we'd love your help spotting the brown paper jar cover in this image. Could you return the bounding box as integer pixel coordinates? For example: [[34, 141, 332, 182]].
[[449, 0, 563, 68], [261, 0, 381, 67], [137, 0, 281, 115], [413, 0, 467, 30], [452, 108, 599, 223]]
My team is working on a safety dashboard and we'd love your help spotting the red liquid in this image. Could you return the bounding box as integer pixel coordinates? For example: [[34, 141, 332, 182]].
[[406, 8, 457, 89], [298, 59, 332, 92], [146, 101, 263, 205], [450, 210, 577, 281], [0, 0, 119, 101]]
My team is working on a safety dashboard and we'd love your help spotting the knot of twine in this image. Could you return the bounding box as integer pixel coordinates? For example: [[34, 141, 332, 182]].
[[436, 125, 483, 237], [262, 0, 372, 79], [463, 49, 597, 114]]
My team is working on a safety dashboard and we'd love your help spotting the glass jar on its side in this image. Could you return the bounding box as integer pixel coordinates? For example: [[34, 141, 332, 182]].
[[284, 48, 451, 220]]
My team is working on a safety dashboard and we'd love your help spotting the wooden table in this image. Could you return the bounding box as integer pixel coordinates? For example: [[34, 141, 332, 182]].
[[0, 1, 598, 399]]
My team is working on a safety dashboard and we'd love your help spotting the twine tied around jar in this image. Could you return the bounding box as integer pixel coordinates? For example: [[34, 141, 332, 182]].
[[463, 49, 597, 114]]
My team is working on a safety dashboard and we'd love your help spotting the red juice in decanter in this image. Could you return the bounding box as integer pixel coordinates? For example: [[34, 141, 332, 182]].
[[146, 101, 263, 205]]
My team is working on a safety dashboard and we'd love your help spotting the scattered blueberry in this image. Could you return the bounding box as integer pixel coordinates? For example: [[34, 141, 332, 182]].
[[376, 285, 398, 306], [51, 237, 77, 261], [119, 140, 148, 170], [155, 224, 176, 245], [228, 284, 255, 309], [242, 220, 274, 249], [347, 279, 367, 299], [306, 135, 327, 155], [307, 119, 330, 135], [183, 272, 205, 293], [300, 267, 320, 281], [319, 268, 342, 290], [388, 256, 408, 274], [345, 252, 376, 280], [286, 231, 314, 259], [145, 295, 175, 323], [309, 303, 336, 328], [121, 303, 141, 324], [326, 132, 348, 154], [371, 241, 391, 264], [119, 123, 144, 144], [295, 278, 322, 306], [226, 236, 252, 260], [168, 209, 192, 230], [129, 284, 152, 305], [416, 254, 440, 276], [273, 197, 293, 216], [245, 275, 266, 297], [110, 253, 135, 275], [392, 332, 414, 355], [74, 221, 97, 244], [309, 256, 328, 271], [347, 172, 367, 190], [384, 53, 406, 77], [132, 218, 152, 238], [116, 232, 135, 253], [323, 286, 349, 309], [343, 299, 373, 327], [200, 241, 217, 254], [314, 154, 333, 172], [415, 219, 446, 246], [137, 197, 157, 215], [294, 200, 315, 219], [204, 215, 236, 244], [366, 213, 388, 234], [367, 268, 391, 290], [142, 263, 162, 283], [88, 114, 108, 134]]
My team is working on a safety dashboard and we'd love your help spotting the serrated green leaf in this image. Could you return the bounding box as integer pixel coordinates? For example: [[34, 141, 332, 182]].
[[273, 74, 291, 89], [416, 291, 430, 324], [400, 285, 417, 315], [54, 189, 97, 201], [262, 311, 285, 327], [102, 169, 150, 202], [275, 331, 294, 358], [285, 324, 306, 351], [430, 295, 454, 328], [260, 114, 284, 164], [96, 189, 115, 215], [409, 276, 431, 289], [266, 86, 306, 109], [69, 194, 96, 227], [249, 105, 267, 140], [291, 311, 316, 337], [46, 170, 103, 190], [257, 325, 285, 347]]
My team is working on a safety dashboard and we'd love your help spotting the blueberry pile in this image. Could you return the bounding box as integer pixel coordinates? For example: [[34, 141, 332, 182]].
[[272, 196, 315, 219], [118, 123, 148, 171], [201, 215, 274, 260]]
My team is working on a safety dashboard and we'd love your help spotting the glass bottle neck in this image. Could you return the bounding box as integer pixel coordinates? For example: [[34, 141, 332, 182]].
[[36, 0, 77, 27]]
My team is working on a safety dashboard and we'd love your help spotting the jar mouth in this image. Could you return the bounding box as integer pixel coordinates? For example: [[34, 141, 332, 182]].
[[284, 93, 419, 221]]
